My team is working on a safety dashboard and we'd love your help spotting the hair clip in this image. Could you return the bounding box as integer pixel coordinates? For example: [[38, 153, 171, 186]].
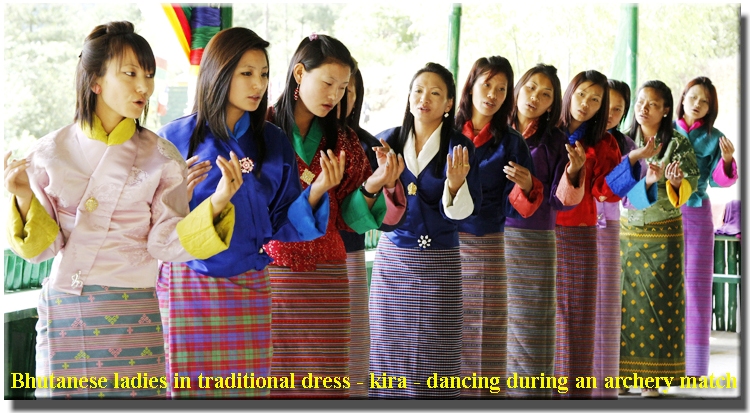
[[309, 33, 318, 41]]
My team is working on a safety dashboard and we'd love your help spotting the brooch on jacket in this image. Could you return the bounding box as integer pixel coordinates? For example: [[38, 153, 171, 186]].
[[240, 157, 255, 174]]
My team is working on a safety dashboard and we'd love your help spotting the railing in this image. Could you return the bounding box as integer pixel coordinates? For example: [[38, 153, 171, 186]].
[[712, 235, 741, 332]]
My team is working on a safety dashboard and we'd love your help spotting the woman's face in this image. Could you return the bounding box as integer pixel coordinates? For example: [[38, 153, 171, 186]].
[[516, 73, 554, 121], [409, 72, 453, 126], [295, 61, 351, 118], [226, 49, 269, 120], [345, 73, 357, 119], [471, 71, 508, 119], [569, 81, 604, 123], [682, 84, 710, 123], [95, 46, 154, 125], [606, 89, 626, 130], [634, 87, 669, 132]]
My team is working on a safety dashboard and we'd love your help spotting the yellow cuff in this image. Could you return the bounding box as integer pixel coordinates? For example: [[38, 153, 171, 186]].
[[7, 195, 59, 259], [176, 198, 235, 259], [666, 179, 692, 208]]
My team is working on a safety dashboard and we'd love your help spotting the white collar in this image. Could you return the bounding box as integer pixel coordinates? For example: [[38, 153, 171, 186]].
[[404, 123, 442, 176]]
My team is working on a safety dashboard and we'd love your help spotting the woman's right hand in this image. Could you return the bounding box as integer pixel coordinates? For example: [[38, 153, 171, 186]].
[[309, 150, 345, 208], [628, 136, 661, 164], [185, 155, 212, 202], [4, 151, 32, 201], [645, 161, 664, 189]]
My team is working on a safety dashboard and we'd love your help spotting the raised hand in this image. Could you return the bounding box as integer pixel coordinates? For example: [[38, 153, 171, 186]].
[[645, 161, 664, 189], [4, 151, 32, 200], [446, 144, 470, 196], [503, 161, 533, 195], [368, 139, 405, 190], [565, 140, 586, 185], [185, 155, 212, 202], [209, 151, 243, 219], [719, 136, 734, 164], [309, 149, 345, 207], [629, 136, 662, 164], [664, 160, 683, 190]]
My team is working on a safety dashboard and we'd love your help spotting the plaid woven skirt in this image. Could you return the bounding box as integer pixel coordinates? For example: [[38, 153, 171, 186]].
[[156, 262, 271, 399], [619, 216, 686, 380], [35, 282, 166, 399], [345, 249, 370, 399], [369, 235, 462, 399], [592, 221, 621, 399], [554, 225, 598, 399], [681, 200, 714, 377], [458, 231, 506, 398], [268, 262, 350, 399], [504, 227, 557, 399]]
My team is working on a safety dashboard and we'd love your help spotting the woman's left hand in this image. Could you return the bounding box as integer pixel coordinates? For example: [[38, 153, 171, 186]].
[[504, 161, 533, 195], [209, 151, 243, 218], [664, 160, 683, 190], [719, 136, 734, 164], [446, 144, 470, 196]]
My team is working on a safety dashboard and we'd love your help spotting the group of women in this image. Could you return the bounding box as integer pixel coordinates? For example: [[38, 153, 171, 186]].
[[4, 20, 737, 400]]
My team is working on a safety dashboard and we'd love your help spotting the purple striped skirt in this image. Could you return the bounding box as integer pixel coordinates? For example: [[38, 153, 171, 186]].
[[345, 249, 370, 399], [593, 221, 621, 399]]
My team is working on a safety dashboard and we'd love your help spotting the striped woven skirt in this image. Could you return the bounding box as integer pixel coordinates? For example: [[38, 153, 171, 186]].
[[369, 235, 462, 399], [345, 249, 370, 398], [268, 262, 350, 398], [458, 231, 506, 398], [681, 200, 714, 377], [619, 216, 686, 379], [156, 262, 271, 398], [592, 221, 621, 399], [35, 282, 165, 399], [505, 227, 556, 399], [554, 225, 598, 399]]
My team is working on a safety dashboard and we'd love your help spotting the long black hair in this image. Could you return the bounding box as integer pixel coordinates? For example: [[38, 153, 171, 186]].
[[189, 27, 270, 176], [509, 63, 562, 147], [607, 78, 631, 154], [677, 76, 719, 134], [628, 80, 674, 158], [273, 34, 355, 152], [391, 62, 456, 174], [558, 70, 610, 148], [455, 56, 513, 147]]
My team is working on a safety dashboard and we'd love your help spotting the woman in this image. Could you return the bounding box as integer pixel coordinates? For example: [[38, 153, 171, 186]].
[[593, 79, 659, 398], [505, 64, 585, 399], [369, 62, 482, 399], [554, 70, 640, 399], [674, 77, 737, 378], [340, 60, 406, 399], [619, 80, 699, 397], [156, 28, 338, 398], [4, 21, 238, 399], [454, 56, 541, 398], [265, 34, 402, 399]]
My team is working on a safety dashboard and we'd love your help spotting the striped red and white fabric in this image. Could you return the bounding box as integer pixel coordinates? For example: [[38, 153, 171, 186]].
[[156, 262, 271, 398], [554, 225, 598, 399], [369, 235, 462, 399], [592, 222, 621, 399], [505, 227, 557, 399], [345, 249, 370, 399], [268, 262, 350, 398], [35, 283, 166, 399], [681, 200, 714, 377], [458, 231, 506, 398]]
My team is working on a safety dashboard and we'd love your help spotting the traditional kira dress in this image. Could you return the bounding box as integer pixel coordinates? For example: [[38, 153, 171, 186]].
[[157, 113, 329, 398], [264, 118, 389, 399], [457, 121, 542, 398], [7, 117, 232, 399], [619, 127, 699, 382], [504, 120, 584, 399], [674, 119, 737, 377], [369, 124, 482, 399]]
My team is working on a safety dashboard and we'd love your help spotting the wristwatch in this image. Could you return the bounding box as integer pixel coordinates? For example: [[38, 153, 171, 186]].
[[359, 179, 382, 199]]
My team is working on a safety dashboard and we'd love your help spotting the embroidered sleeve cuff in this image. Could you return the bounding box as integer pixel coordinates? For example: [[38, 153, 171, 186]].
[[509, 176, 543, 218], [605, 156, 640, 197], [176, 198, 234, 259], [666, 179, 693, 208], [625, 179, 657, 210], [556, 163, 586, 206], [712, 158, 738, 187], [443, 179, 474, 220], [288, 186, 329, 241], [382, 181, 407, 226], [341, 189, 386, 234], [7, 194, 59, 260]]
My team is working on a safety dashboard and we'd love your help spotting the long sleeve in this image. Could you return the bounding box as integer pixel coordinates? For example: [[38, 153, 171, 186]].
[[555, 162, 586, 207], [508, 176, 543, 218], [382, 181, 406, 226], [7, 194, 60, 260], [711, 157, 738, 187], [591, 133, 623, 203]]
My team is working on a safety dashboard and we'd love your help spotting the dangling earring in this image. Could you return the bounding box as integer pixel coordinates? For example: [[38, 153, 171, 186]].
[[293, 84, 300, 101], [444, 112, 449, 118]]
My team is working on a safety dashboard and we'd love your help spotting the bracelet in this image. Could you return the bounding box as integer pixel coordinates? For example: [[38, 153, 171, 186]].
[[359, 180, 382, 199]]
